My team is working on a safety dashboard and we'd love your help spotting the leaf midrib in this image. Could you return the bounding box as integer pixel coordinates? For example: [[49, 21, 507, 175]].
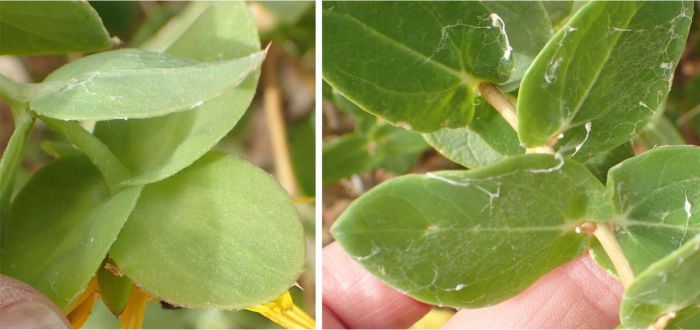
[[560, 4, 643, 130]]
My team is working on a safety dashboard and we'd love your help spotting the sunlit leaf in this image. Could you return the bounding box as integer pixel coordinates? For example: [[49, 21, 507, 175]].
[[323, 1, 515, 132], [518, 1, 693, 160], [0, 156, 141, 311], [30, 48, 264, 121], [425, 97, 523, 169], [620, 233, 700, 328], [110, 153, 305, 309], [542, 1, 574, 28], [333, 154, 611, 307], [480, 2, 553, 90], [594, 146, 700, 275], [92, 2, 261, 186]]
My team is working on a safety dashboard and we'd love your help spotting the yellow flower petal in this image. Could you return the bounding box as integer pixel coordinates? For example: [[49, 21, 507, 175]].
[[118, 285, 150, 329], [411, 308, 454, 329], [247, 291, 315, 329], [68, 277, 98, 313], [67, 277, 98, 329]]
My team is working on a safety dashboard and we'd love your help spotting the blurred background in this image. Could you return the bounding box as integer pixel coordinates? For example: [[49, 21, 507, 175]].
[[321, 4, 700, 328], [0, 1, 315, 328]]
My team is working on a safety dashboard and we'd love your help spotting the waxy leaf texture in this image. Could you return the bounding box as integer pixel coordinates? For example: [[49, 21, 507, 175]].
[[333, 154, 611, 307]]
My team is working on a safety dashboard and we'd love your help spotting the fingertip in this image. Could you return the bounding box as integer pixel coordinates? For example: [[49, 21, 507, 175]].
[[0, 275, 70, 329], [323, 242, 431, 329], [444, 253, 623, 329]]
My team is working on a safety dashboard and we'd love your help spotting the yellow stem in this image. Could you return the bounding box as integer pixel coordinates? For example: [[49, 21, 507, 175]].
[[263, 46, 299, 197], [292, 196, 315, 204], [478, 82, 518, 131], [650, 312, 676, 330], [525, 146, 555, 154], [584, 222, 635, 288], [247, 291, 315, 329], [118, 285, 150, 329]]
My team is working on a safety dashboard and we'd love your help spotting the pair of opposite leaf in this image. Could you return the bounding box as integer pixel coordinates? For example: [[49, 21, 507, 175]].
[[323, 1, 692, 160], [325, 1, 698, 329], [0, 2, 310, 328], [334, 146, 700, 328]]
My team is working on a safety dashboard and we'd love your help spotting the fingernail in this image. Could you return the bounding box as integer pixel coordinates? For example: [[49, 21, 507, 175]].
[[0, 302, 68, 329]]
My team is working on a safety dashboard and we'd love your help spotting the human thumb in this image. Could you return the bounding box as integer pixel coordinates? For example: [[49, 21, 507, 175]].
[[0, 275, 70, 329]]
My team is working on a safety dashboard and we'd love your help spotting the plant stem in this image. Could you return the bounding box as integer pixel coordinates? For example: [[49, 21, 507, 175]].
[[590, 222, 635, 288], [650, 312, 676, 330], [41, 117, 130, 193], [263, 46, 299, 197], [478, 82, 518, 131], [0, 74, 25, 106], [0, 105, 34, 221]]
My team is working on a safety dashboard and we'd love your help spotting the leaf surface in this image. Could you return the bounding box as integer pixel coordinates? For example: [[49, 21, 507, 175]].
[[0, 1, 112, 55], [480, 2, 553, 90], [582, 142, 634, 184], [92, 2, 261, 186], [517, 1, 693, 160], [322, 1, 515, 132], [597, 146, 700, 275], [332, 154, 611, 307], [322, 133, 375, 184], [634, 114, 685, 149], [620, 233, 700, 328], [323, 124, 428, 183], [542, 1, 574, 28], [425, 97, 523, 169], [0, 156, 141, 311], [109, 153, 305, 309], [31, 48, 264, 121]]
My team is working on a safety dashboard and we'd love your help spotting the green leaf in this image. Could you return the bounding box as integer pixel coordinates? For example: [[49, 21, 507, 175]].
[[0, 109, 33, 221], [599, 146, 700, 275], [323, 1, 515, 132], [582, 142, 635, 184], [0, 1, 112, 55], [322, 133, 375, 184], [634, 115, 686, 149], [480, 2, 553, 90], [41, 141, 81, 159], [30, 48, 264, 121], [620, 233, 700, 328], [425, 97, 524, 169], [91, 2, 261, 187], [289, 113, 316, 197], [40, 117, 130, 191], [542, 1, 574, 28], [0, 155, 142, 311], [332, 90, 377, 133], [517, 1, 693, 160], [332, 154, 612, 307], [109, 153, 305, 309], [322, 124, 428, 183], [374, 124, 429, 173], [668, 306, 700, 329], [97, 261, 132, 316], [137, 2, 209, 52]]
